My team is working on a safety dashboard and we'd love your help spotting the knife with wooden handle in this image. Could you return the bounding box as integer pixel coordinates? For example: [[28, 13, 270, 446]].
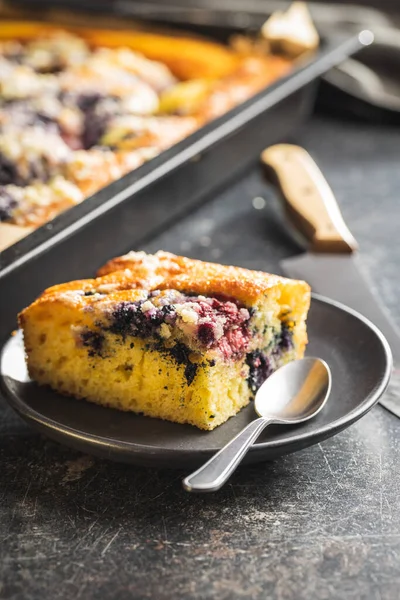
[[261, 143, 400, 418]]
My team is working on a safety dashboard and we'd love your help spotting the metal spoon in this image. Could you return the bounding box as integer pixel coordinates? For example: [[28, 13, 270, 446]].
[[183, 357, 331, 493]]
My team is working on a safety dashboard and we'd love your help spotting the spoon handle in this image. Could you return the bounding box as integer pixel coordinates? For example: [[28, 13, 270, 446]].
[[182, 417, 272, 492]]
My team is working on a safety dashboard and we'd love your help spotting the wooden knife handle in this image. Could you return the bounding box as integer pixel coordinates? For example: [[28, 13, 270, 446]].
[[261, 144, 358, 253]]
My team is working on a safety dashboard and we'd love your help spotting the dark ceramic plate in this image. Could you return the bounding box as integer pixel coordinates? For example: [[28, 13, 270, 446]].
[[0, 295, 391, 468]]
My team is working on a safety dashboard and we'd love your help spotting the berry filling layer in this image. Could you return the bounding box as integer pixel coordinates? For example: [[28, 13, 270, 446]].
[[107, 290, 252, 360], [76, 288, 295, 390]]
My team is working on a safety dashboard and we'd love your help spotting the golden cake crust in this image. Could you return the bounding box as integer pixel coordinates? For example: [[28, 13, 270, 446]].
[[98, 250, 310, 308], [20, 251, 310, 319]]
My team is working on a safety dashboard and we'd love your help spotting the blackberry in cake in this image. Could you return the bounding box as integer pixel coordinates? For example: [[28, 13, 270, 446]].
[[19, 251, 310, 430]]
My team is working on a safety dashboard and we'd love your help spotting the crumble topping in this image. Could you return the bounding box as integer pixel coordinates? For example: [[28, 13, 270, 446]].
[[0, 29, 291, 233], [0, 31, 188, 227], [1, 176, 84, 226]]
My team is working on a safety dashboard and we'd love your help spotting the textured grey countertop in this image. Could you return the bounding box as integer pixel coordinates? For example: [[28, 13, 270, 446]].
[[1, 116, 400, 600]]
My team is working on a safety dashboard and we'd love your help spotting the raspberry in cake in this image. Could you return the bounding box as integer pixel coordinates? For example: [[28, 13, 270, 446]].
[[19, 251, 310, 430]]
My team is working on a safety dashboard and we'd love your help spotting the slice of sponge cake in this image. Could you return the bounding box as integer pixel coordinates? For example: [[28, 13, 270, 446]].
[[19, 251, 310, 430]]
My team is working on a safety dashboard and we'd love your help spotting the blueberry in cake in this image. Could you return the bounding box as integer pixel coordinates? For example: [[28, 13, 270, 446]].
[[19, 251, 310, 430]]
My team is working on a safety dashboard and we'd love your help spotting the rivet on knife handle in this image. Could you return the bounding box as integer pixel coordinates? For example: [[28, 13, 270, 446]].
[[261, 144, 358, 254]]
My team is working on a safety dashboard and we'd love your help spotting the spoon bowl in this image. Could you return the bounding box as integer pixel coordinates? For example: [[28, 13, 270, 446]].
[[255, 357, 331, 423], [183, 357, 331, 492]]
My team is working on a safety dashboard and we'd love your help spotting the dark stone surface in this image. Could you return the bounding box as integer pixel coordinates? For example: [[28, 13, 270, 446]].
[[1, 116, 400, 599]]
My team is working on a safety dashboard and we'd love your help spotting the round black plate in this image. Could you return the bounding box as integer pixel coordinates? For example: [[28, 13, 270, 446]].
[[0, 295, 392, 468]]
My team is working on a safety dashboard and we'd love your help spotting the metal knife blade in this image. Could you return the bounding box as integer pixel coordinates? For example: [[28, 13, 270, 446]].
[[282, 253, 400, 416], [261, 144, 400, 417]]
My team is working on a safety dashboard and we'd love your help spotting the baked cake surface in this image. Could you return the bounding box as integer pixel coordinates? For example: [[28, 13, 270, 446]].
[[19, 251, 310, 430], [0, 25, 291, 240]]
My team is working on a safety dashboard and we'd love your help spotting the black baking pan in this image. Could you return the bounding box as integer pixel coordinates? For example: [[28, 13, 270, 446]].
[[0, 4, 369, 344]]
